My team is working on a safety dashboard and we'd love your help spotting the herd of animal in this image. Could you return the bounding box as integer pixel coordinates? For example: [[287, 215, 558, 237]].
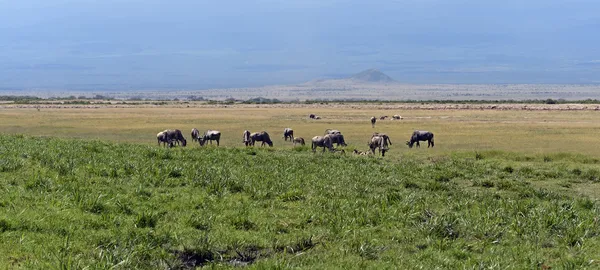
[[156, 115, 434, 157]]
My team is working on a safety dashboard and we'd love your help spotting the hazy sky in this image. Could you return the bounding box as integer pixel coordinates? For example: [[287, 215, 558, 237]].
[[1, 0, 599, 90]]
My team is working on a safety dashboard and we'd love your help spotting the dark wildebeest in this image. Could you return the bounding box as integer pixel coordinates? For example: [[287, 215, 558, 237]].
[[406, 130, 434, 148], [372, 132, 392, 149], [250, 131, 273, 147], [199, 130, 221, 146], [166, 129, 187, 147], [371, 116, 376, 128], [392, 115, 402, 120], [309, 114, 316, 119], [311, 135, 334, 152], [293, 137, 305, 146], [380, 116, 388, 120], [283, 128, 294, 141], [191, 128, 200, 142], [328, 133, 347, 147], [242, 130, 251, 146], [156, 131, 171, 147], [369, 136, 388, 157], [324, 129, 341, 135]]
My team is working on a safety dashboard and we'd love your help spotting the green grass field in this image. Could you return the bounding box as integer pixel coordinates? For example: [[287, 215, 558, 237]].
[[1, 104, 600, 268]]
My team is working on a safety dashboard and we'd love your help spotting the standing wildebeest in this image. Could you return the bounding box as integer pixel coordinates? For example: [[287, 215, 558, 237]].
[[406, 130, 434, 148], [328, 133, 347, 147], [283, 128, 294, 141], [369, 135, 388, 157], [250, 131, 273, 147], [199, 130, 221, 146], [191, 128, 200, 142], [372, 132, 392, 149], [324, 129, 341, 135], [293, 137, 305, 146], [371, 117, 376, 128], [392, 115, 402, 120], [166, 129, 187, 147], [242, 130, 251, 146], [311, 135, 334, 152], [157, 131, 171, 147]]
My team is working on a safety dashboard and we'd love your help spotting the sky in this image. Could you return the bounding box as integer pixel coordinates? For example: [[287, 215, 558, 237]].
[[0, 0, 599, 90]]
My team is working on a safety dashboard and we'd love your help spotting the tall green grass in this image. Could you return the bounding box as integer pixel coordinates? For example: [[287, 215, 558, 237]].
[[1, 135, 599, 269]]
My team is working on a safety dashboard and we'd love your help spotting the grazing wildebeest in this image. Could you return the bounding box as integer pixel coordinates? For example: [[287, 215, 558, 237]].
[[406, 130, 434, 148], [191, 128, 200, 142], [242, 130, 251, 146], [293, 137, 305, 146], [156, 131, 171, 147], [283, 128, 294, 141], [369, 136, 388, 157], [380, 116, 388, 120], [372, 132, 392, 149], [311, 135, 334, 152], [199, 130, 221, 146], [392, 115, 402, 120], [328, 133, 347, 147], [166, 129, 187, 147], [324, 129, 341, 135], [309, 114, 316, 119], [250, 131, 273, 147], [371, 116, 376, 128]]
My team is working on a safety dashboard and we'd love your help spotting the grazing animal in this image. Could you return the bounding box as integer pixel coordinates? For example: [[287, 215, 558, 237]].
[[156, 131, 170, 147], [293, 137, 306, 146], [314, 116, 321, 120], [371, 116, 376, 128], [191, 128, 200, 142], [309, 114, 316, 119], [166, 129, 187, 147], [311, 135, 334, 152], [328, 133, 347, 147], [283, 128, 294, 141], [250, 131, 273, 147], [324, 129, 341, 135], [242, 130, 251, 146], [372, 132, 392, 149], [392, 115, 402, 120], [406, 130, 434, 148], [380, 116, 388, 120], [199, 130, 221, 146], [369, 136, 388, 157]]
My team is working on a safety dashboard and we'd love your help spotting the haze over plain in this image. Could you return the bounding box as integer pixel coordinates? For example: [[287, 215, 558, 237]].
[[1, 0, 599, 91]]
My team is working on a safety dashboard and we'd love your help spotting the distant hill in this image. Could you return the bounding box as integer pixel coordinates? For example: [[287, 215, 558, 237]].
[[349, 69, 395, 83], [305, 69, 396, 86]]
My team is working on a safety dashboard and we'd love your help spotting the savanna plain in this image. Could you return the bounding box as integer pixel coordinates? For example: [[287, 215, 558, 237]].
[[1, 103, 600, 269]]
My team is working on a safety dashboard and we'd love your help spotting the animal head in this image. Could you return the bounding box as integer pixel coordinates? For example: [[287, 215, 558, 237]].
[[182, 139, 187, 147], [406, 140, 413, 148]]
